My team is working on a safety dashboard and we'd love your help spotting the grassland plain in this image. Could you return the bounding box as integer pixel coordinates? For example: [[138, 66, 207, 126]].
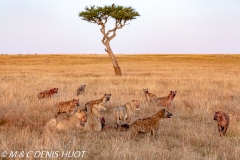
[[0, 54, 240, 160]]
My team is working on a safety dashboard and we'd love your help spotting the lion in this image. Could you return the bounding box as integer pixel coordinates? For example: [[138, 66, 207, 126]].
[[84, 93, 111, 112], [38, 88, 58, 99], [114, 100, 141, 129], [157, 91, 177, 108], [54, 99, 79, 118], [45, 110, 87, 131], [84, 102, 106, 132], [142, 88, 157, 103], [213, 111, 230, 137], [77, 84, 86, 96], [121, 108, 172, 139]]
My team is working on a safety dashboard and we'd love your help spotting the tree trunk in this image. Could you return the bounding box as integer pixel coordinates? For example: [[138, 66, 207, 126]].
[[105, 43, 122, 76]]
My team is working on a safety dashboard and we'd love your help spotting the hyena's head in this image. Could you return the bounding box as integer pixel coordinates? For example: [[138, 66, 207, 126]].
[[213, 111, 223, 122], [103, 94, 111, 102], [162, 108, 172, 118], [38, 92, 44, 97], [94, 102, 106, 111], [72, 99, 80, 107], [131, 100, 141, 110], [170, 91, 177, 97], [143, 88, 149, 94], [76, 110, 87, 123], [51, 88, 58, 94], [80, 84, 86, 89]]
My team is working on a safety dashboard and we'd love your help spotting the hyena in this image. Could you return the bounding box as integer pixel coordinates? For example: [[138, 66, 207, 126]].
[[85, 94, 111, 112], [157, 91, 177, 108], [142, 88, 157, 103], [38, 88, 58, 99], [213, 111, 230, 137], [121, 108, 172, 139], [54, 99, 80, 118], [77, 84, 86, 96]]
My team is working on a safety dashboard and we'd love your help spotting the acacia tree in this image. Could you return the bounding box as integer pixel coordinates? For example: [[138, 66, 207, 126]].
[[79, 4, 140, 76]]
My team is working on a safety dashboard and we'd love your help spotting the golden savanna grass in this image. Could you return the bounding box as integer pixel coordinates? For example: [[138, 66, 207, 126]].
[[0, 54, 240, 159]]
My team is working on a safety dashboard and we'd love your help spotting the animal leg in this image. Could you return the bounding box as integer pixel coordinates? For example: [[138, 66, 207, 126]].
[[115, 112, 119, 129], [222, 126, 227, 136], [218, 124, 223, 137], [54, 111, 59, 118]]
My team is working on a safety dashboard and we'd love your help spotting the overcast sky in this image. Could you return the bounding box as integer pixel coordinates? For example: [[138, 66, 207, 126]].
[[1, 0, 240, 54]]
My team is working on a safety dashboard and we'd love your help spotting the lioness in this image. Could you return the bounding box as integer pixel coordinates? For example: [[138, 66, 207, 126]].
[[45, 110, 87, 131], [84, 102, 106, 132], [114, 100, 141, 129]]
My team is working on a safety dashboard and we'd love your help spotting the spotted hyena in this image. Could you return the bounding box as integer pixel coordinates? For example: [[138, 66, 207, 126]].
[[77, 84, 86, 96], [157, 91, 177, 108], [38, 88, 58, 99], [143, 88, 157, 103], [85, 94, 111, 112], [213, 111, 229, 137], [122, 108, 172, 139], [54, 99, 80, 118]]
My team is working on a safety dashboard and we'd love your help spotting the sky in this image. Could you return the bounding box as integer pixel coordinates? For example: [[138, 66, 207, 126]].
[[0, 0, 240, 54]]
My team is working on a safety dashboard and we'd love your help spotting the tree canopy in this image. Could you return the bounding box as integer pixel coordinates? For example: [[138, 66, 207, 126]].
[[79, 4, 140, 76], [79, 5, 140, 25]]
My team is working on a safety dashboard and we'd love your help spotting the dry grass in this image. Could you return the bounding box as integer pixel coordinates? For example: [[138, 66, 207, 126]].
[[0, 54, 240, 160]]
